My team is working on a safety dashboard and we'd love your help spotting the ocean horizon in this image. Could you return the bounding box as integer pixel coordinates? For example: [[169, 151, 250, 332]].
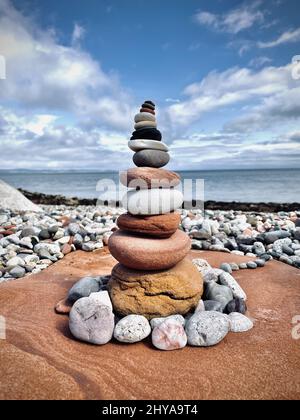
[[1, 168, 299, 204]]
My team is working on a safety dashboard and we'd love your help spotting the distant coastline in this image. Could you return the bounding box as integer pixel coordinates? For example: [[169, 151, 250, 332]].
[[19, 188, 300, 213]]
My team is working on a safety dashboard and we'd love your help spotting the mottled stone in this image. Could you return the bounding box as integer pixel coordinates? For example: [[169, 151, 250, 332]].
[[150, 315, 186, 329], [108, 258, 203, 319], [219, 272, 247, 300], [186, 311, 230, 347], [152, 318, 187, 351], [120, 167, 180, 190], [114, 315, 151, 343]]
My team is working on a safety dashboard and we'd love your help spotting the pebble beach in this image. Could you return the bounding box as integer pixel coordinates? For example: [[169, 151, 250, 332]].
[[1, 204, 300, 282]]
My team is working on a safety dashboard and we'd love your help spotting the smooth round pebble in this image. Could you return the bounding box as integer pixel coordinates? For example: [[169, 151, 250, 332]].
[[134, 112, 156, 123], [186, 311, 230, 347], [239, 263, 248, 269], [254, 259, 266, 267], [69, 298, 114, 345], [133, 150, 170, 168], [247, 261, 257, 269], [228, 312, 253, 332], [122, 188, 183, 216], [152, 318, 187, 351], [114, 315, 151, 343], [128, 139, 168, 152]]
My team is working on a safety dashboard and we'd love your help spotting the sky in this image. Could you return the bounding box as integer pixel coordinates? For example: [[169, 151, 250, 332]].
[[0, 0, 300, 171]]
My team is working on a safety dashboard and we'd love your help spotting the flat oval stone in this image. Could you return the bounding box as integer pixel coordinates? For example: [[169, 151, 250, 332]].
[[108, 229, 191, 270], [108, 257, 203, 319], [69, 298, 114, 345], [114, 315, 151, 343], [140, 107, 155, 114], [186, 311, 230, 347], [131, 128, 161, 141], [122, 188, 183, 215], [128, 140, 168, 152], [134, 121, 157, 130], [134, 112, 156, 123], [117, 212, 180, 238], [219, 272, 247, 301], [133, 150, 170, 168], [120, 167, 180, 189], [152, 318, 187, 351], [228, 312, 253, 332]]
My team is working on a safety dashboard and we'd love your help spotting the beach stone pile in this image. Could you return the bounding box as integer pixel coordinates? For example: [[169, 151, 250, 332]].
[[108, 100, 203, 318], [64, 257, 253, 350], [181, 209, 300, 269], [0, 205, 120, 281]]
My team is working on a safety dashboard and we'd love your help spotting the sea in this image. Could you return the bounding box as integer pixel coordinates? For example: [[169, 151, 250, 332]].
[[0, 169, 299, 203]]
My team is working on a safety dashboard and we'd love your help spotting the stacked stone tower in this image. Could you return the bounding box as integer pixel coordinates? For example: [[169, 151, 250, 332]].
[[108, 101, 203, 319]]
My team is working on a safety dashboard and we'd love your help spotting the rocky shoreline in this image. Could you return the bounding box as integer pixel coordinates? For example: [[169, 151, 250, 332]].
[[1, 204, 300, 282], [18, 188, 300, 213]]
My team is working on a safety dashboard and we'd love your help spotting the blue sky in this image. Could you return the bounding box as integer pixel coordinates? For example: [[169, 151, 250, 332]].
[[0, 0, 300, 170]]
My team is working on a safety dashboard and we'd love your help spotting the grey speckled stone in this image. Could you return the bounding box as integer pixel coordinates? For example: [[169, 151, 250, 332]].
[[228, 312, 253, 332], [219, 272, 247, 301], [114, 315, 151, 343], [204, 281, 233, 310], [133, 150, 170, 168], [186, 311, 230, 347], [69, 298, 114, 345]]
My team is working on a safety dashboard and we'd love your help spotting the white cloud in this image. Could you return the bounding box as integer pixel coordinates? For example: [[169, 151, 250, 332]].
[[258, 27, 300, 48], [0, 106, 131, 170], [71, 23, 85, 45], [195, 1, 265, 34], [249, 56, 272, 68], [0, 0, 134, 131], [165, 98, 180, 103], [166, 64, 294, 126]]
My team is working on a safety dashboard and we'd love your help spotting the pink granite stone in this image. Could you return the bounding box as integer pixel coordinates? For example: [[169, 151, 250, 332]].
[[151, 318, 187, 351]]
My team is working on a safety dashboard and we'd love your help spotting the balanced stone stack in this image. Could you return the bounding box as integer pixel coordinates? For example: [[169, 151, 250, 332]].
[[108, 100, 203, 319]]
